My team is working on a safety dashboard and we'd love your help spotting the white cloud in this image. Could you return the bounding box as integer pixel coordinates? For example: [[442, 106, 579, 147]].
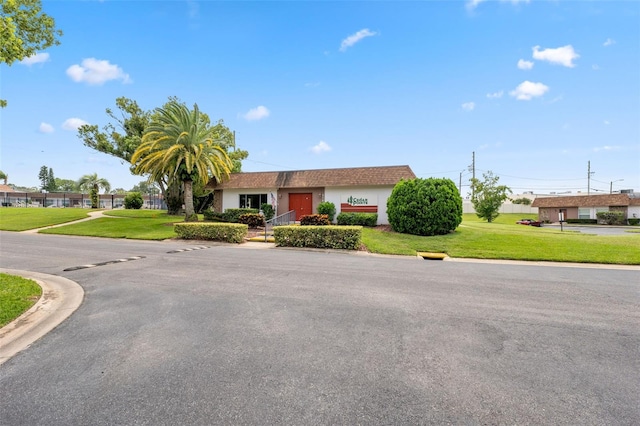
[[532, 45, 579, 68], [20, 52, 50, 66], [603, 38, 615, 47], [340, 29, 377, 52], [517, 59, 534, 70], [39, 122, 54, 133], [62, 118, 89, 131], [593, 145, 619, 152], [310, 141, 332, 154], [462, 102, 475, 111], [243, 106, 270, 121], [509, 81, 549, 100], [592, 64, 600, 71], [604, 120, 610, 125], [486, 90, 504, 99], [467, 0, 529, 10], [66, 58, 132, 85]]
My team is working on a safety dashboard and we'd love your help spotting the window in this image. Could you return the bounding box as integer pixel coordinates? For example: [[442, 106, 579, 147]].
[[239, 194, 267, 209], [578, 208, 591, 219]]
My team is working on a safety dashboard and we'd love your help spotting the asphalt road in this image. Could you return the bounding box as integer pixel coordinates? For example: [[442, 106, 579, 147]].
[[1, 232, 639, 425]]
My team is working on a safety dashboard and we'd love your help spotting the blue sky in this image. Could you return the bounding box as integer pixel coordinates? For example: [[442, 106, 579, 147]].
[[2, 0, 639, 195]]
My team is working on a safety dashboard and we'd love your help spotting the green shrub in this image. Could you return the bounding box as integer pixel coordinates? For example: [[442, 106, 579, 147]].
[[300, 214, 330, 226], [596, 211, 625, 225], [628, 218, 640, 226], [336, 212, 378, 227], [239, 213, 266, 228], [174, 223, 248, 243], [260, 203, 275, 221], [512, 197, 532, 205], [273, 225, 362, 250], [387, 178, 462, 236], [124, 192, 144, 209], [317, 202, 336, 222], [223, 208, 259, 223], [566, 218, 597, 224], [203, 209, 225, 222]]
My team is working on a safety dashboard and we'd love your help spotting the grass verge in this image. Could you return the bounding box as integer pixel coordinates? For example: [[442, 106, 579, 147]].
[[0, 208, 91, 231], [361, 214, 640, 265], [0, 273, 42, 327], [39, 210, 185, 240]]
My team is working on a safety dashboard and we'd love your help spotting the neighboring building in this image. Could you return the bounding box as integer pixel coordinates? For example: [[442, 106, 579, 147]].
[[532, 193, 640, 222], [207, 165, 416, 224]]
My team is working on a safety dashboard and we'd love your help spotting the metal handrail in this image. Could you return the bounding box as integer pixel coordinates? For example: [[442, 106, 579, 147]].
[[264, 210, 296, 241]]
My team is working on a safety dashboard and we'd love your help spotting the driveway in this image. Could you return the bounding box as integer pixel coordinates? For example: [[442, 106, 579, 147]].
[[0, 232, 638, 425], [543, 223, 638, 235]]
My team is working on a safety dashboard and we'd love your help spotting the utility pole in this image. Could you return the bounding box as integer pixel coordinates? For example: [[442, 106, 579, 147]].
[[469, 151, 476, 198], [587, 161, 594, 195]]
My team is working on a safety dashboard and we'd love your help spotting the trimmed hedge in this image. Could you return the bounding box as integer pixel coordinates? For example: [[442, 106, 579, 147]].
[[273, 225, 362, 250], [387, 178, 462, 236], [203, 210, 225, 222], [596, 211, 625, 225], [336, 212, 378, 227], [629, 218, 640, 226], [300, 214, 330, 226], [203, 208, 258, 223], [174, 223, 248, 243], [239, 213, 266, 228], [566, 219, 597, 224]]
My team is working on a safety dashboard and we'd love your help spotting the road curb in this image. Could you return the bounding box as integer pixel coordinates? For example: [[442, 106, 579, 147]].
[[0, 269, 84, 366]]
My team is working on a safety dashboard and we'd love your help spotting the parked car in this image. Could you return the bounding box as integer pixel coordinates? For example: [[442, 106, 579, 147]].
[[516, 218, 542, 227]]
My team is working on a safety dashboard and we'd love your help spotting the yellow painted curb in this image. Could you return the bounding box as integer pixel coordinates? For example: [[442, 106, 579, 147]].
[[417, 252, 448, 260], [248, 236, 276, 243]]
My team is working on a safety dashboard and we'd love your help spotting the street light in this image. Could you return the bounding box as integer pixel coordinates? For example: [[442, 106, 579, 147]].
[[610, 179, 624, 194]]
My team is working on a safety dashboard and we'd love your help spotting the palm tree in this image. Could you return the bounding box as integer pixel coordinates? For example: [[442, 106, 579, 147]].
[[77, 173, 111, 208], [0, 170, 7, 185], [131, 101, 233, 221]]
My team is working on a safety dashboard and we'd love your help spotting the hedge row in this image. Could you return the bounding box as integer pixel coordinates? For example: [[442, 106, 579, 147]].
[[566, 219, 597, 224], [273, 225, 362, 250], [174, 223, 248, 243], [203, 208, 259, 223], [336, 212, 378, 227]]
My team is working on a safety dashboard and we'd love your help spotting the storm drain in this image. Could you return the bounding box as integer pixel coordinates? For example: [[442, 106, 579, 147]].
[[417, 252, 448, 260], [64, 256, 146, 271]]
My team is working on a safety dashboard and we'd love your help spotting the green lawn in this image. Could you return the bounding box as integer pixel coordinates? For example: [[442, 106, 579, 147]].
[[0, 207, 91, 231], [39, 210, 185, 240], [4, 209, 639, 264], [0, 273, 42, 327], [362, 214, 640, 265]]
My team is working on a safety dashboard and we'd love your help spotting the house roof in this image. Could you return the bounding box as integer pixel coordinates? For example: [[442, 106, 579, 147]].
[[532, 193, 635, 208], [0, 184, 14, 192], [208, 165, 416, 190]]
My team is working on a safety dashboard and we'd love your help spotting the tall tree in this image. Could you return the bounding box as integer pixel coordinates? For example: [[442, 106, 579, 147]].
[[470, 171, 512, 223], [1, 0, 63, 107], [38, 165, 48, 190], [77, 173, 111, 209], [78, 96, 247, 214], [131, 101, 234, 221], [54, 178, 78, 192], [0, 170, 7, 185]]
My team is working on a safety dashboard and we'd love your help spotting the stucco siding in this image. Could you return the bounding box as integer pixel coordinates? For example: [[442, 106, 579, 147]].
[[325, 186, 394, 224]]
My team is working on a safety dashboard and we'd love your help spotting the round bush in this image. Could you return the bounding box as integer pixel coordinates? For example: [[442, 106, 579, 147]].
[[317, 202, 336, 222], [124, 192, 144, 209], [387, 178, 462, 236]]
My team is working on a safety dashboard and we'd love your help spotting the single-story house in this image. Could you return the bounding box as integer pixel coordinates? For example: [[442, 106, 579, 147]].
[[532, 193, 640, 222], [207, 165, 416, 224]]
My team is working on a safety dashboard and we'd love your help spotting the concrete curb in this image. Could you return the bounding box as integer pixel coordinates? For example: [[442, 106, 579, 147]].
[[0, 269, 84, 366]]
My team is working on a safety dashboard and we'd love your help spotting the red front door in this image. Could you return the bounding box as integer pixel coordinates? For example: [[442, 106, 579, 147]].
[[289, 193, 312, 221]]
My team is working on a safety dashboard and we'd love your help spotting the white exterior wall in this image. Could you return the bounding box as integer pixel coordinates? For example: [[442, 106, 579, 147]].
[[463, 201, 538, 215], [324, 185, 395, 224]]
